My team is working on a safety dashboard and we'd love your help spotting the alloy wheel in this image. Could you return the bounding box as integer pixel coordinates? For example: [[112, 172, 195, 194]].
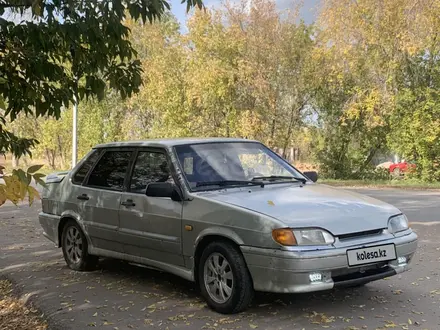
[[203, 252, 234, 304], [65, 226, 83, 264]]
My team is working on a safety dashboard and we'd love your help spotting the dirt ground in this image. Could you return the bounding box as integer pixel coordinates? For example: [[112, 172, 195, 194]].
[[0, 279, 47, 330]]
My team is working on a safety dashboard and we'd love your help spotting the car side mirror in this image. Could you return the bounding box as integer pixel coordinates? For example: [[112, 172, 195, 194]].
[[303, 171, 318, 183], [146, 182, 182, 201]]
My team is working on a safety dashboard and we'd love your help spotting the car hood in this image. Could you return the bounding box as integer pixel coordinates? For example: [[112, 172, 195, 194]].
[[198, 184, 401, 235]]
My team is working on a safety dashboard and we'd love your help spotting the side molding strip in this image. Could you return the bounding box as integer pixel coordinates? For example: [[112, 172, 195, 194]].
[[89, 247, 194, 282]]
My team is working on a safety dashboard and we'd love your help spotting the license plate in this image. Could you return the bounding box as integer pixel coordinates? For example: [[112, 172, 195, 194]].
[[347, 244, 396, 266]]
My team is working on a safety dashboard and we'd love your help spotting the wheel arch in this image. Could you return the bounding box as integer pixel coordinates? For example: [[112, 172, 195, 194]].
[[193, 229, 247, 284], [58, 211, 92, 249]]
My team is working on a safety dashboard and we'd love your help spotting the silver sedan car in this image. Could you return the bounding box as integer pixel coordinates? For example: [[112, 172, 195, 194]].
[[39, 138, 418, 314]]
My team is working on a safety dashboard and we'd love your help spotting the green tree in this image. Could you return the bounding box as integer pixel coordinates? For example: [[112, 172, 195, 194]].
[[0, 0, 202, 205], [387, 1, 440, 181], [182, 0, 314, 145], [310, 0, 436, 179], [124, 15, 191, 139], [185, 9, 244, 137], [1, 0, 202, 156], [114, 0, 313, 151], [389, 88, 440, 181]]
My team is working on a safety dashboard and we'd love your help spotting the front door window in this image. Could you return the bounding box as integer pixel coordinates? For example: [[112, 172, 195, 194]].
[[130, 151, 174, 194]]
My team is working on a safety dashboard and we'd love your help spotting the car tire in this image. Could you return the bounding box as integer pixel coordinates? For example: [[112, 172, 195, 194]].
[[61, 220, 98, 271], [198, 241, 254, 314]]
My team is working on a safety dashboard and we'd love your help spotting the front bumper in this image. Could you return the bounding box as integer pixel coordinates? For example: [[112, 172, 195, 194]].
[[241, 231, 417, 293]]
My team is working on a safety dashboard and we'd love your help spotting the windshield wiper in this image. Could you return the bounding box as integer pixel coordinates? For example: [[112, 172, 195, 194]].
[[196, 180, 264, 188], [251, 175, 307, 184]]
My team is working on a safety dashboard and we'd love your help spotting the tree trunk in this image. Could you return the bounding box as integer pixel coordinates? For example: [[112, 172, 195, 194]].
[[270, 118, 276, 146], [282, 101, 308, 158], [359, 147, 379, 173], [45, 149, 56, 169], [50, 150, 56, 169], [57, 134, 65, 169]]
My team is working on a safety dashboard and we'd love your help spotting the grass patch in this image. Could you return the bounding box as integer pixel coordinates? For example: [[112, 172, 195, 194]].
[[320, 179, 440, 190], [0, 280, 47, 330]]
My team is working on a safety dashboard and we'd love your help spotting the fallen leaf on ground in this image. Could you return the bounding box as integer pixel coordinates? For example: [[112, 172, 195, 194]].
[[0, 280, 47, 330]]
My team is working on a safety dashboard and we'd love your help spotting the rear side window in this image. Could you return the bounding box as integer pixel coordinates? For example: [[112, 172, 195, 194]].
[[72, 150, 101, 185], [86, 151, 133, 191]]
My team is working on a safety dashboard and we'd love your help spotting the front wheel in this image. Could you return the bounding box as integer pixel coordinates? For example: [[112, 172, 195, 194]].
[[198, 241, 254, 314], [61, 220, 98, 271]]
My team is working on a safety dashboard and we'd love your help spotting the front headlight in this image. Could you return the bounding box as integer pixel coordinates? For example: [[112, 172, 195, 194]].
[[388, 214, 409, 233], [293, 228, 335, 245], [272, 228, 335, 246]]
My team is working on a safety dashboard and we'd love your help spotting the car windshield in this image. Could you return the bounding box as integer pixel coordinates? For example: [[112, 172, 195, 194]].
[[174, 142, 306, 190]]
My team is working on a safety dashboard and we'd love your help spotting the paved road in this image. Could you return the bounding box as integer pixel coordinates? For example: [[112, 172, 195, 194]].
[[0, 188, 439, 330]]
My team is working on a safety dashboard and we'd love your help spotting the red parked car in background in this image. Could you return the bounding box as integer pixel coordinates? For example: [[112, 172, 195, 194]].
[[389, 160, 416, 176]]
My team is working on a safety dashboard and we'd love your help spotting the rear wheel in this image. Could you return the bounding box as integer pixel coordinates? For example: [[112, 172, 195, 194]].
[[61, 220, 98, 271], [198, 241, 254, 314]]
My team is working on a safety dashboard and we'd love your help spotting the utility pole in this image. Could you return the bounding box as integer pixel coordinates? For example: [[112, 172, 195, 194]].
[[72, 88, 78, 168]]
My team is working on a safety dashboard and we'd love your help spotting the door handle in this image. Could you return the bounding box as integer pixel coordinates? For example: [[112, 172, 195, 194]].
[[77, 194, 89, 201], [121, 199, 136, 207]]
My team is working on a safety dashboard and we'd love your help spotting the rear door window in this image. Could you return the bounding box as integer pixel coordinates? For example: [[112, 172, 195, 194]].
[[86, 150, 133, 191]]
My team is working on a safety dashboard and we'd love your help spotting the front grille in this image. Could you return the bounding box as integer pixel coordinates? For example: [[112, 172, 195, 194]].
[[331, 261, 387, 278], [338, 229, 384, 240], [333, 266, 393, 284]]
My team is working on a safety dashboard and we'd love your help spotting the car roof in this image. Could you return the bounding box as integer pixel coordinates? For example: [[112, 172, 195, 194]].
[[93, 137, 258, 149]]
